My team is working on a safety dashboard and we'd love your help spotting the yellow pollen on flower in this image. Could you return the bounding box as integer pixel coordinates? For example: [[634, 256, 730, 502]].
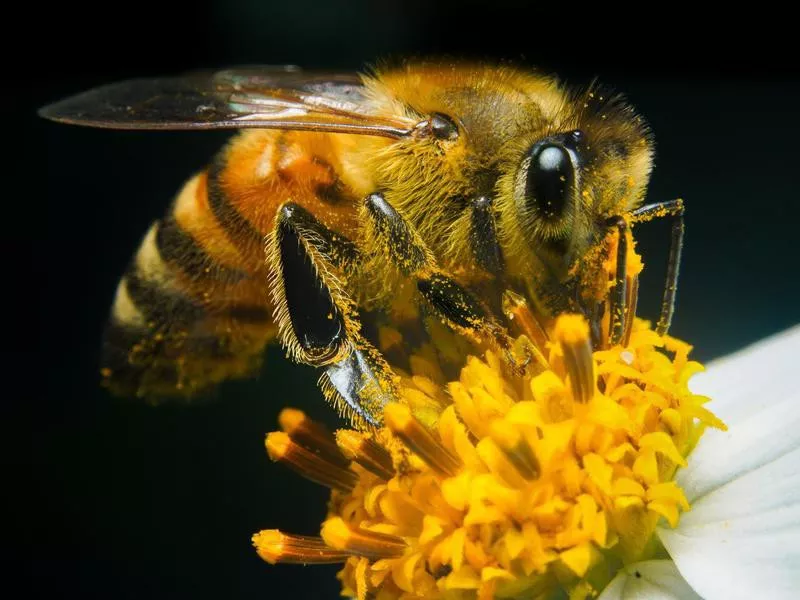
[[255, 317, 725, 599]]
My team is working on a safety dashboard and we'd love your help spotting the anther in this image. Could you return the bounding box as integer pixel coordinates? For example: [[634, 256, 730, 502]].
[[321, 517, 407, 560], [384, 403, 461, 477], [266, 432, 358, 493], [490, 421, 541, 480], [278, 408, 351, 469], [502, 290, 550, 368], [252, 530, 350, 565], [554, 314, 595, 404], [335, 430, 394, 480]]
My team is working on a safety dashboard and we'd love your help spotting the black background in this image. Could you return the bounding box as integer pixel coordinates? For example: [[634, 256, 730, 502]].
[[12, 1, 799, 598]]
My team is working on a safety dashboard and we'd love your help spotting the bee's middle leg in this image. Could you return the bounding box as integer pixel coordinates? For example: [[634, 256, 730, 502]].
[[266, 203, 395, 428], [363, 192, 524, 369]]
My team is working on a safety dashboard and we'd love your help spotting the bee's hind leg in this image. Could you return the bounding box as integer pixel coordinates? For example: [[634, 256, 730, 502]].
[[362, 192, 526, 372], [266, 202, 396, 429]]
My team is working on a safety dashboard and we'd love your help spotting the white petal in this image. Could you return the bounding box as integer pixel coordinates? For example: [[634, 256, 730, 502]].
[[689, 325, 800, 426], [598, 560, 701, 600], [659, 325, 800, 600], [678, 396, 800, 504]]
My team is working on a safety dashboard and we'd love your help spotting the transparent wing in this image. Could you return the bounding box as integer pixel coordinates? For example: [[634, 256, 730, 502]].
[[39, 65, 417, 139]]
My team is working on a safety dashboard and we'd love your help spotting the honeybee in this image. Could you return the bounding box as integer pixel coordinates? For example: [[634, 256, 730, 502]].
[[40, 62, 683, 428]]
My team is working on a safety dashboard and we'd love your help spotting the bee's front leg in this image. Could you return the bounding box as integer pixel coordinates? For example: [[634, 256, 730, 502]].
[[630, 199, 685, 337], [266, 202, 396, 429], [363, 193, 526, 372]]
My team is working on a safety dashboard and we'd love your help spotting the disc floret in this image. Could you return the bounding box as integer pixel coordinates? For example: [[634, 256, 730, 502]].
[[255, 316, 725, 599]]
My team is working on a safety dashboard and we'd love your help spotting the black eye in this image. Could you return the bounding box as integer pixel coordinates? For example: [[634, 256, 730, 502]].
[[429, 113, 459, 140], [525, 142, 575, 220]]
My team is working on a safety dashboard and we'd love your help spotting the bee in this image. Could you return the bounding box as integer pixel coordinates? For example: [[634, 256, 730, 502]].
[[40, 62, 683, 428]]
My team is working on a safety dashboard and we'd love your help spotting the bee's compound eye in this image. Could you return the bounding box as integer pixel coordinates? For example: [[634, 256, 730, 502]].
[[525, 142, 574, 220], [429, 113, 459, 140]]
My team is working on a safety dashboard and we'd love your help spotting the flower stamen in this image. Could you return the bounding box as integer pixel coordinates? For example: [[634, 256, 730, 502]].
[[554, 314, 595, 404], [490, 420, 541, 480], [252, 530, 350, 565], [502, 289, 550, 369], [278, 407, 350, 468], [384, 402, 461, 476], [266, 432, 358, 492], [321, 517, 407, 560], [335, 429, 394, 480]]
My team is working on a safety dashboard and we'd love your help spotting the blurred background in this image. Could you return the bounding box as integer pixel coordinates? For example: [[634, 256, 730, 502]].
[[13, 0, 798, 598]]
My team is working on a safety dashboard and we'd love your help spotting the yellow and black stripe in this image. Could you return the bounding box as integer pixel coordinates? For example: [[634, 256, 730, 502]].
[[102, 152, 277, 398], [102, 129, 364, 399]]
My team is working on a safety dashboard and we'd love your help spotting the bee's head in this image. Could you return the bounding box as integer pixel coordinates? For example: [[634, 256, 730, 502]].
[[500, 87, 654, 279]]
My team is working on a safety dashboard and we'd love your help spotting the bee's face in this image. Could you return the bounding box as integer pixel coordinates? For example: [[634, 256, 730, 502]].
[[502, 93, 654, 277]]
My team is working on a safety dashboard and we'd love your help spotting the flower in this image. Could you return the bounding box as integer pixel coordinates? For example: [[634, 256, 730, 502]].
[[600, 324, 800, 599], [246, 315, 800, 599]]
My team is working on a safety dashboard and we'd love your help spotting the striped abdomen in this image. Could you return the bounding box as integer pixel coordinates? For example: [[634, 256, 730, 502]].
[[102, 130, 361, 397]]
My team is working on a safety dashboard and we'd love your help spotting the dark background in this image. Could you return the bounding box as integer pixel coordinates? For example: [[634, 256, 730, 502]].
[[11, 1, 799, 598]]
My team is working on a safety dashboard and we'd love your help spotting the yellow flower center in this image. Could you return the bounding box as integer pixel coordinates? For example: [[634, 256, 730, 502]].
[[254, 316, 725, 599]]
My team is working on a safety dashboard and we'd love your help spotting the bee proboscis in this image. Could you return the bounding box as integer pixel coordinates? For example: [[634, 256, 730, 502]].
[[40, 62, 684, 427]]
